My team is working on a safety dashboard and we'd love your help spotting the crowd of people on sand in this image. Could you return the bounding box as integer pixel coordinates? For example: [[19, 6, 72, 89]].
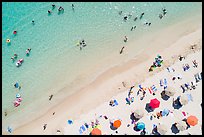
[[63, 45, 201, 135], [4, 4, 201, 135]]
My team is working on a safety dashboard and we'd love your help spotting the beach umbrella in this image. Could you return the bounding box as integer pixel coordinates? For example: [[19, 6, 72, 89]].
[[134, 109, 144, 119], [176, 121, 187, 131], [164, 87, 176, 96], [161, 108, 170, 116], [149, 98, 160, 109], [113, 120, 121, 128], [136, 122, 145, 130], [157, 124, 167, 135], [187, 115, 198, 126], [91, 128, 102, 135], [179, 95, 188, 105]]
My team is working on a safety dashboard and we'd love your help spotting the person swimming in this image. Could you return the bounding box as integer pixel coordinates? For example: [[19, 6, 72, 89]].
[[162, 8, 167, 15], [26, 48, 31, 55], [134, 17, 138, 21], [52, 4, 55, 9], [32, 20, 35, 25], [140, 12, 144, 19], [11, 57, 14, 61], [123, 16, 128, 21], [159, 14, 163, 19], [72, 4, 74, 10], [48, 10, 52, 14], [119, 11, 122, 15], [14, 53, 18, 59]]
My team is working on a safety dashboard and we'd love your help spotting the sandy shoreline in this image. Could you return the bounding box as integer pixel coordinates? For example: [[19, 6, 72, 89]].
[[5, 13, 202, 135]]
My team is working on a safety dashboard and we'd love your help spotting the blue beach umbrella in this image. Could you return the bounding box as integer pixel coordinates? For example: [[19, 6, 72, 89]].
[[161, 108, 169, 116], [136, 122, 145, 130]]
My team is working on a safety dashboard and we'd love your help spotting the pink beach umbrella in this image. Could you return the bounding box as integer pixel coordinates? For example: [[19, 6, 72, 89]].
[[149, 98, 160, 109]]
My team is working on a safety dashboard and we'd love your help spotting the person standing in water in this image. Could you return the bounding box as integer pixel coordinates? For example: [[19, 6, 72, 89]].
[[72, 4, 75, 11]]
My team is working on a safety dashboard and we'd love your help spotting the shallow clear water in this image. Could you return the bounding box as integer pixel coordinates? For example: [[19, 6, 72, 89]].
[[2, 2, 201, 130]]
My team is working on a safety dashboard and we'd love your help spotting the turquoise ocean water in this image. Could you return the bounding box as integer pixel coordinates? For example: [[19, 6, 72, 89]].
[[2, 2, 201, 131]]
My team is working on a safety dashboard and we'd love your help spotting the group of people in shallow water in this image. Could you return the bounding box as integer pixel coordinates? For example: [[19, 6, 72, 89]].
[[47, 4, 75, 15], [118, 7, 167, 54], [11, 48, 31, 67]]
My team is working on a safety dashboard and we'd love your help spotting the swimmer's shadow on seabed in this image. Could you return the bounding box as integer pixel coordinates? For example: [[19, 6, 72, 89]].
[[58, 10, 64, 15]]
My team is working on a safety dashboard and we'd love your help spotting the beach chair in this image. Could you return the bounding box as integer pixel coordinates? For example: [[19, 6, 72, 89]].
[[79, 125, 86, 134], [186, 94, 193, 102], [197, 73, 202, 80], [163, 79, 167, 89], [160, 79, 163, 87], [194, 74, 200, 83], [126, 98, 131, 105], [151, 85, 157, 92], [180, 85, 186, 93], [148, 87, 153, 94]]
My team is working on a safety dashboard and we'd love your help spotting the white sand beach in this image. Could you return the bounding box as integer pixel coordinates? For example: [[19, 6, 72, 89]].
[[5, 10, 202, 135]]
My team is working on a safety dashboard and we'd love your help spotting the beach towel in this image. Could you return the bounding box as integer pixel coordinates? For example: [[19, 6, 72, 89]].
[[67, 120, 73, 125], [186, 94, 193, 101], [148, 88, 153, 94], [114, 100, 118, 106]]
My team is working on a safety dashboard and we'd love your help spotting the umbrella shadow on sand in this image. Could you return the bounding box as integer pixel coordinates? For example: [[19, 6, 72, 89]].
[[145, 103, 154, 113], [172, 99, 182, 109], [171, 124, 179, 134], [133, 126, 141, 132], [110, 123, 117, 130], [161, 91, 170, 101]]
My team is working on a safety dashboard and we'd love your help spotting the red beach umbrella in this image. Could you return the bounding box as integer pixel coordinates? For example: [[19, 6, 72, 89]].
[[149, 98, 160, 109]]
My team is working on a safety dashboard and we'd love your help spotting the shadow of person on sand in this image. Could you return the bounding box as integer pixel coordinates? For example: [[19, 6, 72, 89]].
[[145, 103, 154, 113]]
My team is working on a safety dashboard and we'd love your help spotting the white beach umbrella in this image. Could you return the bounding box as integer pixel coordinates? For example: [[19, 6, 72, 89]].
[[179, 95, 188, 106], [164, 87, 176, 96], [157, 123, 167, 135], [133, 109, 144, 119], [176, 121, 187, 131]]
